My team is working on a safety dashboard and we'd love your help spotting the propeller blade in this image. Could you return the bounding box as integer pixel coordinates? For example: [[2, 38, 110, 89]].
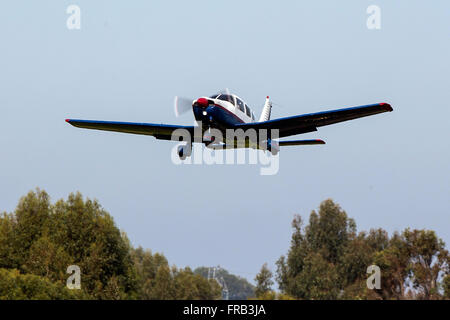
[[174, 89, 230, 117], [174, 96, 193, 117]]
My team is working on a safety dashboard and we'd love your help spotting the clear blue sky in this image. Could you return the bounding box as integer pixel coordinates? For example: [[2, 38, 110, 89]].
[[1, 1, 449, 283]]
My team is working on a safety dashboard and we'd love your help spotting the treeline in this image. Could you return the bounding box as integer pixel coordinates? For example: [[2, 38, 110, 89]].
[[2, 189, 449, 300], [194, 267, 255, 300], [0, 189, 224, 299], [254, 200, 450, 300]]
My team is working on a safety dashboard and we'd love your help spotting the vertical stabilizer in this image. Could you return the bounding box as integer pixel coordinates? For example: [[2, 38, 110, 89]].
[[258, 96, 272, 122]]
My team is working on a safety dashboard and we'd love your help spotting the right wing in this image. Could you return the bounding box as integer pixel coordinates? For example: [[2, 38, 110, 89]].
[[236, 103, 393, 138], [65, 119, 197, 141]]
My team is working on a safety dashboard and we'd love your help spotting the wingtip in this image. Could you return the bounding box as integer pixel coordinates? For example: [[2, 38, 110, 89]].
[[379, 102, 393, 112], [317, 139, 326, 144], [65, 119, 70, 123]]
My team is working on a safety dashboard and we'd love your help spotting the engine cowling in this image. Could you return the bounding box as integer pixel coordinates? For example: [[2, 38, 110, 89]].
[[177, 145, 192, 160]]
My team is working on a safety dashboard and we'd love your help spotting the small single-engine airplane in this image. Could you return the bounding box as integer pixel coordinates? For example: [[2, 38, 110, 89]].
[[66, 90, 392, 160]]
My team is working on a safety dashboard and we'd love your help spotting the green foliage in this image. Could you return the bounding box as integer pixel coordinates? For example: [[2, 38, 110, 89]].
[[0, 213, 15, 269], [50, 192, 137, 298], [0, 268, 88, 300], [293, 252, 340, 299], [305, 200, 355, 264], [194, 267, 255, 299], [254, 263, 273, 298], [0, 189, 138, 299], [249, 290, 296, 300], [2, 190, 448, 300], [276, 199, 450, 300], [10, 189, 52, 269], [22, 235, 72, 281], [0, 189, 220, 300], [131, 248, 221, 300], [403, 229, 449, 299], [373, 229, 449, 299], [276, 200, 354, 299], [443, 275, 450, 299]]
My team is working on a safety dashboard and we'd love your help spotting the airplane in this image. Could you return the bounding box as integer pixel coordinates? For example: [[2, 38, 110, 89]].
[[65, 90, 393, 160]]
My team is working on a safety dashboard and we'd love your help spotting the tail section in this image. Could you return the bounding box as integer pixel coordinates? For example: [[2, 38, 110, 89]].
[[258, 96, 272, 122]]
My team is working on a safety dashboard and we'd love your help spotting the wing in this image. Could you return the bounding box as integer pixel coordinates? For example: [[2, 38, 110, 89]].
[[65, 119, 197, 141], [236, 103, 393, 138]]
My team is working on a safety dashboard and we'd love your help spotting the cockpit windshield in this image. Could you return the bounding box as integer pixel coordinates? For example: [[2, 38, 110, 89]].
[[217, 94, 235, 105], [213, 94, 254, 119], [236, 98, 245, 113], [244, 104, 251, 117]]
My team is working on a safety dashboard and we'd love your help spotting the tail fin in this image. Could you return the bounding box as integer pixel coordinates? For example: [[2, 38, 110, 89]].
[[258, 96, 272, 122]]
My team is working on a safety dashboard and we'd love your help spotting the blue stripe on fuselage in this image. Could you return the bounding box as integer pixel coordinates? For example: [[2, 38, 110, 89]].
[[193, 104, 246, 130]]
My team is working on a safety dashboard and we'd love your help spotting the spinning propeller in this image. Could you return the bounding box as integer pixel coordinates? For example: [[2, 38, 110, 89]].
[[173, 88, 230, 117]]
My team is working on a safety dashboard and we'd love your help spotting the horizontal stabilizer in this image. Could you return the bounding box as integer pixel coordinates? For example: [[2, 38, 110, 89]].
[[206, 139, 325, 150], [279, 139, 325, 146]]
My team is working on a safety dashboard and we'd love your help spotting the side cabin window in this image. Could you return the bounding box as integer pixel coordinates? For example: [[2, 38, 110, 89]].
[[251, 112, 256, 121], [217, 94, 235, 106], [244, 104, 251, 118], [236, 98, 245, 113]]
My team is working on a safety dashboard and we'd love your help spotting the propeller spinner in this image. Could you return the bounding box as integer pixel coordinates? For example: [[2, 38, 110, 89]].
[[173, 89, 230, 117]]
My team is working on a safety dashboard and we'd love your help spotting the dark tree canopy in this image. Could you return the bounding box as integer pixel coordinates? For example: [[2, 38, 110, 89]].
[[1, 191, 448, 300], [254, 263, 274, 298], [0, 189, 220, 300], [194, 267, 255, 300], [276, 199, 450, 300]]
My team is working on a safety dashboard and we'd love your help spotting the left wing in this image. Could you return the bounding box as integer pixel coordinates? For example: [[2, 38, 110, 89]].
[[65, 119, 197, 141], [235, 103, 393, 138]]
